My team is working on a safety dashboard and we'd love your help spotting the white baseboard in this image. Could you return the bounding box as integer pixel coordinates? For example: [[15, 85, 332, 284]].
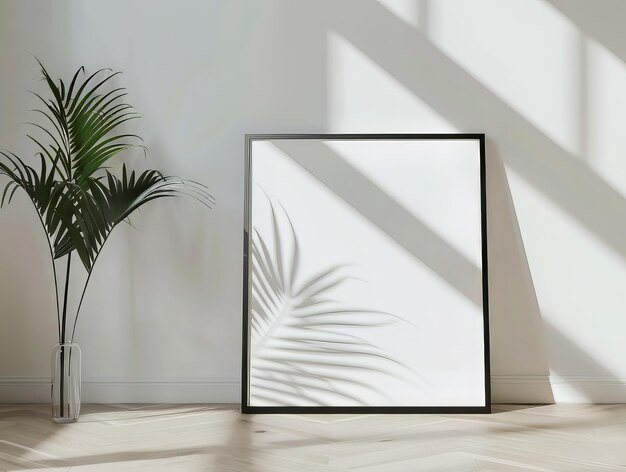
[[491, 375, 554, 403], [0, 378, 240, 404], [547, 376, 626, 404], [492, 375, 626, 404], [1, 376, 625, 404]]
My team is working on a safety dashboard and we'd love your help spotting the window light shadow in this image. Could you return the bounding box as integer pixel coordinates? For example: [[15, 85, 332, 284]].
[[546, 0, 626, 66], [324, 0, 626, 402], [273, 140, 482, 307], [327, 0, 626, 264], [272, 139, 555, 402]]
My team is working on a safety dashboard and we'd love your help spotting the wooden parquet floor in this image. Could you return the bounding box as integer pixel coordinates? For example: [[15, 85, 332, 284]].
[[0, 404, 625, 471]]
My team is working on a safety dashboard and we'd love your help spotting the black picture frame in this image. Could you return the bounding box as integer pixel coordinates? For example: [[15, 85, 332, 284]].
[[242, 133, 490, 414]]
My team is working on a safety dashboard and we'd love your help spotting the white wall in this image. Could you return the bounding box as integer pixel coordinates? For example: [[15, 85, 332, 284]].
[[1, 0, 625, 404]]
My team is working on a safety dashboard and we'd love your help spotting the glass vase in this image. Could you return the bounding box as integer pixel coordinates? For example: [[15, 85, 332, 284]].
[[51, 343, 81, 423]]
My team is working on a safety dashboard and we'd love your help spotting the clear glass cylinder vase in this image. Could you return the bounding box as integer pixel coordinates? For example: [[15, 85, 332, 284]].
[[51, 343, 81, 423]]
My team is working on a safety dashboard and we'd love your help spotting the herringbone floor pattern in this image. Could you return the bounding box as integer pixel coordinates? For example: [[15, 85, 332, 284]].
[[0, 404, 625, 471]]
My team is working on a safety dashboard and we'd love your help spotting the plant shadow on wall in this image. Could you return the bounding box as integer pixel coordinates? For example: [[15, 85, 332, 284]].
[[0, 60, 213, 421], [249, 189, 417, 407]]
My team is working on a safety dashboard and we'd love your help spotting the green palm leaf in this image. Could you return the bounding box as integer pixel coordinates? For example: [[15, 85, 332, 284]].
[[0, 60, 213, 344]]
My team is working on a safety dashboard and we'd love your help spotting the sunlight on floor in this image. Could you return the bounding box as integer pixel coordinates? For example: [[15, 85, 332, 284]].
[[2, 404, 626, 471]]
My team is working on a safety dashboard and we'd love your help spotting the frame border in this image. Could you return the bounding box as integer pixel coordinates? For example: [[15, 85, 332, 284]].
[[242, 133, 490, 414]]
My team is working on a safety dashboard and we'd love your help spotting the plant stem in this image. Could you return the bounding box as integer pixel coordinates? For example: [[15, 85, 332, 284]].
[[69, 265, 94, 344], [30, 204, 61, 342], [59, 253, 71, 417], [52, 255, 61, 344], [61, 253, 71, 343], [70, 226, 116, 343]]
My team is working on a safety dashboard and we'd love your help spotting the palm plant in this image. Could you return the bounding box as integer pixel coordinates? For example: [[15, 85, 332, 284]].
[[0, 61, 213, 416]]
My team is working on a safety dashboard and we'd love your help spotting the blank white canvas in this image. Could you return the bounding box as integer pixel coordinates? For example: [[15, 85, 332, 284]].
[[247, 138, 486, 407]]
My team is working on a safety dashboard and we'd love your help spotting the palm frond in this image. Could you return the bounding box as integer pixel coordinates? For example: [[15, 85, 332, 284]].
[[28, 60, 143, 184], [249, 193, 412, 407], [49, 164, 213, 272], [0, 60, 214, 344], [6, 61, 214, 273]]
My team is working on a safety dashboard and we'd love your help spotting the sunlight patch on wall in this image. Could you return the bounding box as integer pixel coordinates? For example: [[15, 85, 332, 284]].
[[375, 0, 420, 29], [327, 139, 482, 268], [506, 167, 626, 379], [426, 0, 579, 156], [587, 37, 626, 199], [327, 32, 455, 132]]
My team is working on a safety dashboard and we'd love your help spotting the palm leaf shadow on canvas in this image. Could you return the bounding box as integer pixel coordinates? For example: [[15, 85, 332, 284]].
[[249, 191, 416, 406]]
